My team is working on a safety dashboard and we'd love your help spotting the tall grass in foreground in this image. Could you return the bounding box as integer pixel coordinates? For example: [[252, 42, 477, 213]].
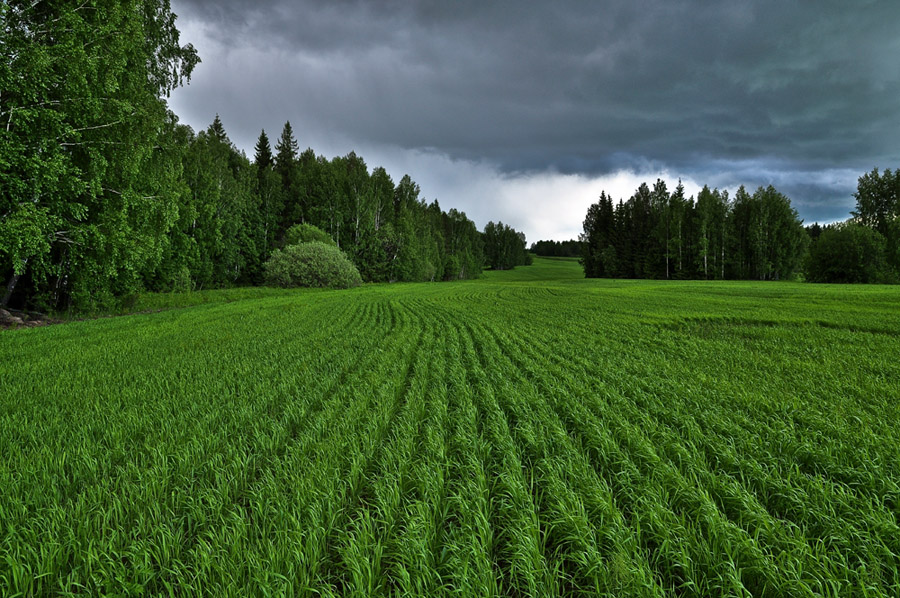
[[2, 258, 899, 596]]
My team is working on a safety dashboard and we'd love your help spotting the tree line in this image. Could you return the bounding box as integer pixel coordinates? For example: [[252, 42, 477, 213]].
[[0, 2, 530, 311], [580, 181, 809, 280], [530, 239, 582, 258], [178, 116, 490, 289], [580, 171, 900, 283]]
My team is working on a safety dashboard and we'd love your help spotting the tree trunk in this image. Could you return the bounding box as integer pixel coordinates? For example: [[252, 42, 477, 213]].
[[677, 223, 682, 272], [0, 273, 20, 307], [2, 258, 27, 307], [665, 232, 669, 279], [1, 273, 19, 307], [720, 230, 725, 279], [703, 239, 709, 280]]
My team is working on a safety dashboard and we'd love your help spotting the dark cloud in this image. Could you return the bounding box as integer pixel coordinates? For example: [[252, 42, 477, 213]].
[[170, 0, 900, 230]]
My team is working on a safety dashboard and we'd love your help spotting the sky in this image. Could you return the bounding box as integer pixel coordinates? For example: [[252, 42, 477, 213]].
[[168, 0, 900, 242]]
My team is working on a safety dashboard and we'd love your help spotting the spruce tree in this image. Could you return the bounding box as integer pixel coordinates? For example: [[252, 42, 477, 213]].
[[275, 121, 299, 180], [274, 121, 300, 236], [253, 129, 281, 253], [210, 114, 228, 143], [254, 129, 273, 170]]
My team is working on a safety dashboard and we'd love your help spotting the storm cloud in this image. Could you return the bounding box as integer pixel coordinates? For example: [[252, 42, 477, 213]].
[[169, 0, 900, 240]]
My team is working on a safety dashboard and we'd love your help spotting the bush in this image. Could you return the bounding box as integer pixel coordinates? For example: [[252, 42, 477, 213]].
[[264, 242, 362, 289], [284, 223, 336, 247]]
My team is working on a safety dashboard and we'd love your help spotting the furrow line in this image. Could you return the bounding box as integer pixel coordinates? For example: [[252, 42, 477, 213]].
[[459, 317, 667, 597]]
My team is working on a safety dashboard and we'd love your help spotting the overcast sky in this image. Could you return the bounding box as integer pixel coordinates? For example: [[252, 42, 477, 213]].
[[168, 0, 900, 242]]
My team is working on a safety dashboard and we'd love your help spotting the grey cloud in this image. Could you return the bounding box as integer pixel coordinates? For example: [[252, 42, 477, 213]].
[[171, 0, 900, 226]]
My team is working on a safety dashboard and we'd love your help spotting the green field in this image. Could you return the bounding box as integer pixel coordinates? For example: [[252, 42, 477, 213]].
[[2, 257, 899, 597]]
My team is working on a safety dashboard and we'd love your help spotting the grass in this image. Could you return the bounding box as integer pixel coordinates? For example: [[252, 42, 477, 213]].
[[1, 257, 899, 596]]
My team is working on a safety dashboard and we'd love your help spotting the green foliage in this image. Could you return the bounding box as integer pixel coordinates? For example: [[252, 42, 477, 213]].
[[284, 223, 336, 247], [483, 221, 530, 270], [253, 129, 274, 170], [252, 129, 282, 256], [166, 119, 262, 290], [805, 222, 894, 283], [853, 167, 899, 236], [3, 7, 484, 310], [853, 167, 900, 274], [531, 239, 583, 257], [152, 121, 485, 292], [264, 241, 362, 289], [580, 191, 616, 277], [2, 258, 900, 595], [0, 0, 198, 309], [581, 181, 808, 280], [0, 203, 53, 276]]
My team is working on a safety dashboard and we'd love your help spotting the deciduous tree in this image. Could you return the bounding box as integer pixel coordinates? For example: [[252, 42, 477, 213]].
[[0, 0, 198, 309]]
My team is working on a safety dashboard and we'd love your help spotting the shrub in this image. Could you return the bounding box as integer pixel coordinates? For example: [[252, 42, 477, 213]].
[[264, 242, 362, 289], [284, 223, 336, 247]]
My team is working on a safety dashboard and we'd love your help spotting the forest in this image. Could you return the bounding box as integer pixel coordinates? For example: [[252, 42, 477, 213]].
[[530, 239, 582, 258], [0, 2, 528, 311], [579, 182, 808, 281], [577, 172, 900, 283], [2, 0, 897, 314], [152, 115, 495, 291]]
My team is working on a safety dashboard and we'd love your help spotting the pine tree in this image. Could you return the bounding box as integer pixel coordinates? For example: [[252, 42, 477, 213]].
[[253, 129, 281, 254], [210, 114, 228, 143], [275, 121, 299, 177], [254, 129, 273, 170], [274, 121, 300, 237], [670, 182, 687, 276]]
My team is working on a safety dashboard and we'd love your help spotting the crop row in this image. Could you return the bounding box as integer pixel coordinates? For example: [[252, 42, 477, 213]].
[[2, 273, 899, 596]]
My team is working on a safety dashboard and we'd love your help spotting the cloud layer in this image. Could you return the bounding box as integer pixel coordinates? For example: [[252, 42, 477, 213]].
[[169, 0, 900, 239]]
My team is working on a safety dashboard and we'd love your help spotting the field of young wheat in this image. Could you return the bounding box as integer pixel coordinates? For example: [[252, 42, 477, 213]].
[[2, 258, 898, 597]]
